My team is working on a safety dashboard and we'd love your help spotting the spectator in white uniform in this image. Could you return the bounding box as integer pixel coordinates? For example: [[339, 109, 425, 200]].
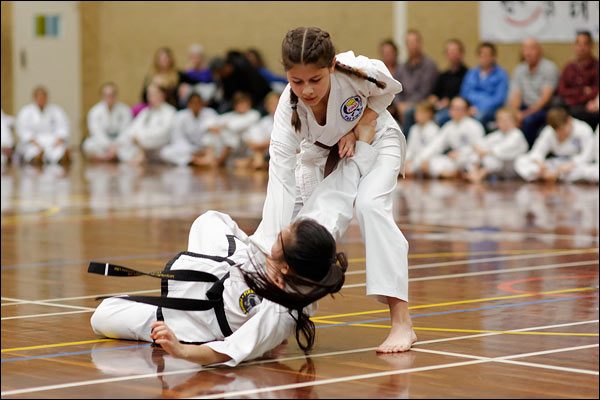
[[16, 86, 70, 165], [1, 109, 15, 166], [514, 107, 594, 182], [464, 107, 529, 183], [553, 124, 599, 183], [234, 92, 280, 170], [83, 82, 132, 162], [118, 84, 177, 164], [160, 93, 218, 166], [404, 100, 439, 177], [199, 92, 260, 167], [418, 96, 485, 178]]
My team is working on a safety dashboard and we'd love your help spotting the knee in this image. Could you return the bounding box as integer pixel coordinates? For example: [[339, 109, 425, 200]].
[[90, 301, 111, 335], [355, 193, 385, 218]]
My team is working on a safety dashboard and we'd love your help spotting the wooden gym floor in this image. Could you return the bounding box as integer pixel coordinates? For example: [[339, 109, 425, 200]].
[[1, 158, 598, 398]]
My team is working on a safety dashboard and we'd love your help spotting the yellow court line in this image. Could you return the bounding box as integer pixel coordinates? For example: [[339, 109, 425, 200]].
[[311, 319, 599, 337], [2, 287, 596, 354], [1, 338, 116, 353], [313, 287, 597, 320]]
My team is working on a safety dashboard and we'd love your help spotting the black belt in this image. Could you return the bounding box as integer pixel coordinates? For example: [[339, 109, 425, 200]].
[[314, 141, 340, 178], [88, 235, 239, 338]]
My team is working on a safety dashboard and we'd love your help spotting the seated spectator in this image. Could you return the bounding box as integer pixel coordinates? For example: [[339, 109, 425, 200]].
[[508, 38, 559, 148], [196, 92, 260, 167], [559, 124, 598, 184], [429, 38, 468, 127], [404, 100, 439, 177], [514, 107, 593, 182], [234, 91, 280, 170], [178, 44, 214, 108], [16, 86, 70, 165], [245, 48, 288, 93], [160, 93, 218, 166], [118, 84, 177, 164], [464, 107, 529, 183], [557, 31, 599, 130], [417, 97, 485, 179], [1, 109, 15, 166], [209, 51, 271, 114], [460, 42, 509, 130], [395, 29, 439, 134], [137, 47, 201, 114], [183, 44, 212, 83], [83, 82, 133, 162], [378, 38, 402, 121]]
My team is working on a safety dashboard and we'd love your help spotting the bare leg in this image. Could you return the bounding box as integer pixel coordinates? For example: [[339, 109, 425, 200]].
[[376, 297, 417, 353]]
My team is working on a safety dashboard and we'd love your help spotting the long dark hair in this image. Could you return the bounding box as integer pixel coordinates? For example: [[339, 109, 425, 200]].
[[281, 26, 387, 133], [241, 218, 348, 353]]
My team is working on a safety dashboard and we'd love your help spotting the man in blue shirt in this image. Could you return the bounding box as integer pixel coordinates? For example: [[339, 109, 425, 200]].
[[460, 42, 509, 130]]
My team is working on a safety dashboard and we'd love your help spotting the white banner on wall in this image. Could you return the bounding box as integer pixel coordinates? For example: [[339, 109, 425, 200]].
[[480, 1, 599, 43]]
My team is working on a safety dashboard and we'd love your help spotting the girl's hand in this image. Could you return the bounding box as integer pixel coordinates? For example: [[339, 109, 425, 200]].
[[150, 321, 186, 359], [338, 130, 357, 158]]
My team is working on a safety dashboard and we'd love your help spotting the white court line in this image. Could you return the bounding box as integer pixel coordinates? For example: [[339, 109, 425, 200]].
[[344, 248, 598, 276], [2, 260, 597, 321], [1, 289, 161, 307], [1, 320, 597, 397], [412, 345, 599, 376], [190, 344, 600, 399], [0, 297, 94, 311], [343, 260, 598, 289], [1, 310, 93, 321]]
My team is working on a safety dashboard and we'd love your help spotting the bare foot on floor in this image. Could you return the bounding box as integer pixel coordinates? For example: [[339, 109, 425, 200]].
[[376, 324, 417, 353]]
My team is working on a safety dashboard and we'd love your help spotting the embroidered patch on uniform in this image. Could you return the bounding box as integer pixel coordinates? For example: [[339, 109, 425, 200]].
[[239, 289, 261, 315], [340, 96, 363, 122]]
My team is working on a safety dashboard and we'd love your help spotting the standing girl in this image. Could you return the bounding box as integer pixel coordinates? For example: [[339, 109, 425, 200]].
[[254, 27, 416, 352]]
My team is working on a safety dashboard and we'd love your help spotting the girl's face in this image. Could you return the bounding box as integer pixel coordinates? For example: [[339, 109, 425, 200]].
[[267, 227, 292, 289], [415, 108, 433, 125], [157, 51, 173, 71], [286, 63, 333, 108], [555, 119, 573, 142]]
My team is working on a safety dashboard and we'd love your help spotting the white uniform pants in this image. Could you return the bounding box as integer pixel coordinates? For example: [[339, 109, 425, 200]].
[[427, 148, 473, 178], [82, 137, 116, 159], [19, 134, 67, 163], [515, 155, 574, 182], [295, 134, 409, 303], [160, 142, 201, 166]]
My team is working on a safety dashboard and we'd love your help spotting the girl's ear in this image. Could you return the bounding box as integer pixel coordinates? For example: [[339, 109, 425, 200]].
[[280, 264, 289, 276], [330, 56, 337, 72]]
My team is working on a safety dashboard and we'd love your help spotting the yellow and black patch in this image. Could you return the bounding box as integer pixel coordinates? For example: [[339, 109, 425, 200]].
[[239, 289, 262, 315]]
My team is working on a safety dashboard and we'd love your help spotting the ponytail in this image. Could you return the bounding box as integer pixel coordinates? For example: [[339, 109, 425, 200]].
[[335, 61, 387, 89], [290, 87, 301, 133]]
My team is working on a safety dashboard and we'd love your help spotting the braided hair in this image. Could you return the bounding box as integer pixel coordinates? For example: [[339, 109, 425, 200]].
[[282, 27, 386, 132]]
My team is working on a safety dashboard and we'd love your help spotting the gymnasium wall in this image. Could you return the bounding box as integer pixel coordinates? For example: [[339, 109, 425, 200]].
[[1, 1, 594, 129]]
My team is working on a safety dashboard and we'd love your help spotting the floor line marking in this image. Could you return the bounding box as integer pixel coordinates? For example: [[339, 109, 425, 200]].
[[1, 339, 116, 353]]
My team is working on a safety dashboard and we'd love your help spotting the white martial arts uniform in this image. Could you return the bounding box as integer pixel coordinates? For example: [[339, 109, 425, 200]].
[[243, 114, 274, 145], [463, 127, 529, 176], [204, 109, 261, 153], [91, 141, 379, 367], [160, 107, 219, 166], [118, 103, 177, 162], [253, 50, 410, 303], [405, 120, 439, 174], [415, 116, 485, 177], [82, 101, 132, 159], [514, 118, 594, 182], [1, 109, 15, 165], [15, 103, 70, 163], [564, 125, 599, 183]]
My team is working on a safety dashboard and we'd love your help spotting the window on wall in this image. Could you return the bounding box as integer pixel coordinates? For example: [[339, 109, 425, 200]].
[[35, 15, 61, 38]]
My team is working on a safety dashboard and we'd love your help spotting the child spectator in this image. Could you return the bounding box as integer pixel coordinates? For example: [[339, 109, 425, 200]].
[[235, 92, 280, 170], [16, 86, 70, 165], [245, 48, 288, 93], [160, 93, 218, 166], [118, 84, 176, 164], [197, 92, 260, 167], [83, 82, 132, 162], [417, 97, 485, 179], [514, 107, 594, 182], [464, 107, 529, 183], [404, 100, 439, 177], [1, 109, 15, 165]]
